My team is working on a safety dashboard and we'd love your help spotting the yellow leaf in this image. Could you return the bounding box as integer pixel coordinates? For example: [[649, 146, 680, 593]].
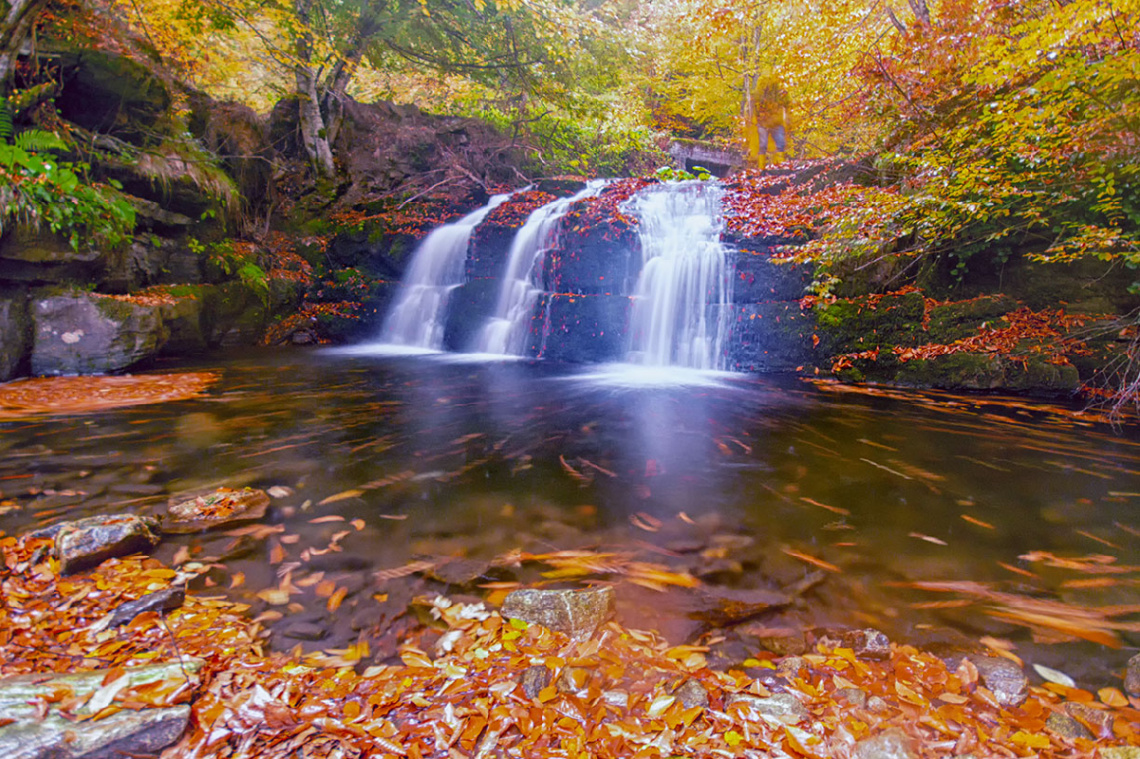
[[1010, 731, 1051, 749], [317, 490, 363, 506]]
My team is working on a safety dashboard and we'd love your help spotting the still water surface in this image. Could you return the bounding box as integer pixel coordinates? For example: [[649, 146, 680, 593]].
[[2, 349, 1138, 686]]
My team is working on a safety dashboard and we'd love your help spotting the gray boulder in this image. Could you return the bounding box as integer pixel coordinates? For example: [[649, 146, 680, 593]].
[[31, 290, 169, 375]]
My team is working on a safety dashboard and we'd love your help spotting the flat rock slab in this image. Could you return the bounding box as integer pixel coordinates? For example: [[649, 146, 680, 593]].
[[164, 487, 270, 533], [501, 586, 615, 640], [44, 514, 161, 574], [0, 660, 200, 759]]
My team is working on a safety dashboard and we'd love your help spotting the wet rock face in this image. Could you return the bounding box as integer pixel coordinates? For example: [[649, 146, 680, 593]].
[[48, 514, 161, 574], [31, 291, 169, 375], [0, 293, 29, 381], [532, 294, 633, 363], [969, 655, 1029, 707], [501, 586, 615, 640]]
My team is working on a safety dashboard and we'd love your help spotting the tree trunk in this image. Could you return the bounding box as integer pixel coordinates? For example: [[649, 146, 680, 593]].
[[0, 0, 50, 93], [293, 0, 336, 179]]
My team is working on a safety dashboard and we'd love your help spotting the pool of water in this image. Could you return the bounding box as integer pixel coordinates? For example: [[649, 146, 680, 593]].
[[2, 347, 1138, 687]]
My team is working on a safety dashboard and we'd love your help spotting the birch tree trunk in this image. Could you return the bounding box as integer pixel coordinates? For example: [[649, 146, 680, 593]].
[[0, 0, 49, 93], [293, 0, 336, 179]]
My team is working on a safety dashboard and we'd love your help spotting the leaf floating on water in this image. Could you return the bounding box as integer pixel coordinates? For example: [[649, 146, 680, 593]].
[[1032, 663, 1075, 687], [317, 491, 364, 506], [908, 532, 948, 546], [781, 547, 840, 573]]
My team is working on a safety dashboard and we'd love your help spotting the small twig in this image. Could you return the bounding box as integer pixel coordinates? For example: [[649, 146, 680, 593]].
[[397, 176, 453, 209]]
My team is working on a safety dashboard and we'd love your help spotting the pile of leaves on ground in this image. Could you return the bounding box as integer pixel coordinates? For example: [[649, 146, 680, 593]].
[[3, 533, 1140, 759]]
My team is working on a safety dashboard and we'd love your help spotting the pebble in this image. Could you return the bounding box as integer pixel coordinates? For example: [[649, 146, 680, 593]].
[[854, 728, 917, 759], [520, 665, 551, 699], [674, 679, 709, 709], [969, 655, 1028, 707]]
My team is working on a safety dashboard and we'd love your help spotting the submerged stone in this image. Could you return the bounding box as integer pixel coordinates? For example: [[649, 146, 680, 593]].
[[1126, 653, 1140, 697], [501, 586, 615, 640]]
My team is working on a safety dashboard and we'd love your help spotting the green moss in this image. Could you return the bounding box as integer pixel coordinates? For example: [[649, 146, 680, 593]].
[[815, 291, 926, 353]]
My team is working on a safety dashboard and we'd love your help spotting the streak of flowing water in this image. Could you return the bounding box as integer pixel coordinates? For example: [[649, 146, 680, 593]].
[[625, 181, 732, 370], [474, 182, 606, 355], [379, 194, 510, 349]]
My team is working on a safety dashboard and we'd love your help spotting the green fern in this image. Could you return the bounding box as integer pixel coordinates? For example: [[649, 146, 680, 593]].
[[0, 100, 12, 143], [14, 130, 67, 153]]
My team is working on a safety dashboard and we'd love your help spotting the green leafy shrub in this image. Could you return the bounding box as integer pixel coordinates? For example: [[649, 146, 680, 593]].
[[0, 100, 136, 250]]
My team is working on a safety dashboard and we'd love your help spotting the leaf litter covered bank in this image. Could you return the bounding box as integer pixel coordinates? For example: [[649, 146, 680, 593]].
[[3, 533, 1140, 758]]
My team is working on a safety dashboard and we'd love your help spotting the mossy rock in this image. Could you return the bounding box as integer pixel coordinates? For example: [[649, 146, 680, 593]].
[[893, 353, 1080, 394], [814, 291, 927, 354], [925, 295, 1019, 343]]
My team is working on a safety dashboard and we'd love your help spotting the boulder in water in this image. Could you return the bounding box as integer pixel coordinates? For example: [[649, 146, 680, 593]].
[[165, 487, 271, 533]]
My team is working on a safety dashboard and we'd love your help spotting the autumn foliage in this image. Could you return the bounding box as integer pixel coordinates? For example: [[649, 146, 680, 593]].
[[4, 532, 1140, 759]]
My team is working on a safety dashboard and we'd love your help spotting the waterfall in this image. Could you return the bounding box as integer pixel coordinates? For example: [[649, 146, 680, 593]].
[[379, 194, 510, 349], [624, 181, 732, 370], [473, 181, 605, 355]]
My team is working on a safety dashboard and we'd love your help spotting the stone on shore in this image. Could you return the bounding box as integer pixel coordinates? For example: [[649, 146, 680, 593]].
[[0, 660, 199, 759], [44, 514, 161, 574], [969, 655, 1029, 707], [501, 586, 615, 640], [725, 692, 810, 724]]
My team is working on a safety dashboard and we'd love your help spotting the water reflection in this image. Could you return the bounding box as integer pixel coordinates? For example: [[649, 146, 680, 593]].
[[1, 349, 1137, 686]]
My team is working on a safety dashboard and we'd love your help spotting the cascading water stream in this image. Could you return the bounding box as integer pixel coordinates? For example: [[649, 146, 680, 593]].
[[473, 181, 606, 355], [624, 181, 732, 370], [379, 194, 510, 349]]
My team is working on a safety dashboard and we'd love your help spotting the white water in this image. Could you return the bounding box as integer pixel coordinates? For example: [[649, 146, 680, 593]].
[[473, 181, 606, 355], [379, 194, 510, 349], [625, 181, 732, 370]]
